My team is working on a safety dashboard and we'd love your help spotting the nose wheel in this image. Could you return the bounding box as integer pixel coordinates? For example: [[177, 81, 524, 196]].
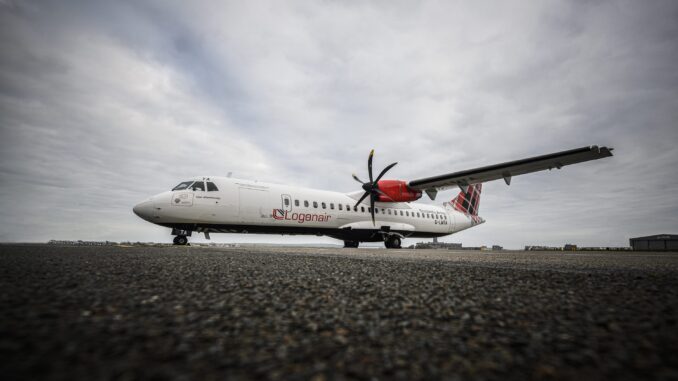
[[173, 235, 188, 245], [343, 240, 359, 248]]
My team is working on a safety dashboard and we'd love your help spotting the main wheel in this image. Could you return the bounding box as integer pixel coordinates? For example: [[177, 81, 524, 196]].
[[175, 235, 188, 245], [385, 236, 401, 249]]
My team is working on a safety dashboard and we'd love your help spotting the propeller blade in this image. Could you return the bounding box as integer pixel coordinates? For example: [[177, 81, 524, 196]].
[[352, 173, 364, 184], [370, 194, 376, 226], [374, 162, 398, 183], [368, 149, 374, 183], [354, 191, 370, 208]]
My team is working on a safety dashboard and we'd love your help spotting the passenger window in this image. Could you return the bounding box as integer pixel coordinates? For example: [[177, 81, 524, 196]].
[[304, 200, 309, 207], [399, 211, 403, 216], [330, 203, 334, 210], [353, 206, 357, 212], [338, 204, 343, 210], [361, 206, 365, 212], [284, 198, 290, 206], [191, 181, 205, 191], [375, 208, 379, 214], [388, 209, 392, 215], [346, 204, 350, 211], [322, 202, 326, 209], [313, 201, 318, 208], [206, 182, 219, 191], [406, 211, 409, 217], [295, 200, 300, 207]]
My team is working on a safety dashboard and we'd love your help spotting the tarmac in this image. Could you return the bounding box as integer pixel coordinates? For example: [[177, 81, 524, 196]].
[[1, 244, 677, 380]]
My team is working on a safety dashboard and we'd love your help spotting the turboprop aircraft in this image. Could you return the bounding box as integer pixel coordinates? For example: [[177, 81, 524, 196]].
[[133, 146, 613, 248]]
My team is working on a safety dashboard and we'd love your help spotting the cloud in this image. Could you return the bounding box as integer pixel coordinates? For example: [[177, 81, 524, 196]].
[[1, 0, 676, 247]]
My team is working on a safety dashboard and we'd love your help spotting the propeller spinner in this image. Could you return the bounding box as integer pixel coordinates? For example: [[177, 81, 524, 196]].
[[352, 150, 398, 225]]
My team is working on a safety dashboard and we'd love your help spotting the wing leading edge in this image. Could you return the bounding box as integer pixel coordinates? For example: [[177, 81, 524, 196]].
[[408, 145, 613, 195]]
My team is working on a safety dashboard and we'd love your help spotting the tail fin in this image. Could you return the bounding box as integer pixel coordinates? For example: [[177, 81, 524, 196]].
[[451, 184, 482, 216]]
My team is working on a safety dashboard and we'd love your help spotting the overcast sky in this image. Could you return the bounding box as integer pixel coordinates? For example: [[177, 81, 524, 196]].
[[1, 0, 676, 248]]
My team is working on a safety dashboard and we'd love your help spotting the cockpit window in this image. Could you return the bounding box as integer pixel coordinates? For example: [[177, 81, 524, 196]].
[[206, 182, 218, 191], [172, 181, 193, 191], [191, 181, 205, 191]]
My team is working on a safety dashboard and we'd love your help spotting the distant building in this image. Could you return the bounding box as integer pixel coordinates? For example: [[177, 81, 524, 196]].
[[414, 241, 462, 250], [524, 246, 562, 251], [564, 244, 577, 251], [630, 234, 678, 251], [492, 245, 503, 251]]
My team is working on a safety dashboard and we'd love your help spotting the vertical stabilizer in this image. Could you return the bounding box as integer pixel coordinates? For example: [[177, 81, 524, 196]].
[[451, 184, 482, 216]]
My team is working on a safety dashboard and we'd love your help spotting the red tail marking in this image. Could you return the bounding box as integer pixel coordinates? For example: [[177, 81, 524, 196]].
[[451, 184, 482, 216]]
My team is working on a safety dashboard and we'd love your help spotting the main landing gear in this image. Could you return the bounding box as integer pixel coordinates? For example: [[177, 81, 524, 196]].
[[384, 235, 402, 249]]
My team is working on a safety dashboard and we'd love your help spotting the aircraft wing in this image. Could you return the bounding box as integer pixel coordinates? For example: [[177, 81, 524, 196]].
[[407, 145, 613, 197]]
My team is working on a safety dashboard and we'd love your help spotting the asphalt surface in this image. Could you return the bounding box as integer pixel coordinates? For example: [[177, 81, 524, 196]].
[[1, 244, 677, 381]]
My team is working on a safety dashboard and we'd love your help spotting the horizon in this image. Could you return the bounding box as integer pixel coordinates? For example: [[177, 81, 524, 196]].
[[1, 1, 677, 247]]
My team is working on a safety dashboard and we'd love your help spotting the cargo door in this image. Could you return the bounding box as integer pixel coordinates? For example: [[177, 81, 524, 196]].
[[239, 186, 269, 222]]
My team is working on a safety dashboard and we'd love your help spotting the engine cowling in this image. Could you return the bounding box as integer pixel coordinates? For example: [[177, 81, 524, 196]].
[[375, 180, 422, 202]]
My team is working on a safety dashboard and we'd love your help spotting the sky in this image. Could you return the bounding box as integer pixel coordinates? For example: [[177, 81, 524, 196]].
[[1, 0, 677, 248]]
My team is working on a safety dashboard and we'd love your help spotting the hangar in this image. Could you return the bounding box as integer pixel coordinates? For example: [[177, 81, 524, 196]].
[[630, 234, 678, 251]]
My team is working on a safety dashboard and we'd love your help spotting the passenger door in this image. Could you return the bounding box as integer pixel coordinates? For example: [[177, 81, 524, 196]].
[[281, 194, 292, 212]]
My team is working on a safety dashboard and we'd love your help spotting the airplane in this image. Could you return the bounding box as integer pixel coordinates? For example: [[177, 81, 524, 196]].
[[133, 145, 613, 248]]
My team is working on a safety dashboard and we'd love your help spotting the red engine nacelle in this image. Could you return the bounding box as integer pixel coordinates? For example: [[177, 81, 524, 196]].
[[375, 180, 422, 202]]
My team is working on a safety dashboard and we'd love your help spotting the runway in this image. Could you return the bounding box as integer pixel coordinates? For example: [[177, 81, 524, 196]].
[[1, 244, 677, 380]]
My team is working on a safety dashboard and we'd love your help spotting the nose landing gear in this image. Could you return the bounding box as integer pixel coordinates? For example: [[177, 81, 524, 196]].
[[173, 235, 188, 245], [171, 228, 191, 246], [343, 240, 359, 248]]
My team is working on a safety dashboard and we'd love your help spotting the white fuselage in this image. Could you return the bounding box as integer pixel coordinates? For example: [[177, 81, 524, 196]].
[[133, 176, 482, 242]]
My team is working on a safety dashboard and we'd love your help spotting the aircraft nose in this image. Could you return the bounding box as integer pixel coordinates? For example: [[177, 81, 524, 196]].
[[133, 199, 155, 221]]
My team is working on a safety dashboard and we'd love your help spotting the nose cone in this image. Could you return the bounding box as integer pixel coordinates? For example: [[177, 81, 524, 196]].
[[133, 199, 155, 222]]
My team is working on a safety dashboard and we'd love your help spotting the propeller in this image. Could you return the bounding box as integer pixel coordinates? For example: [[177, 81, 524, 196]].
[[352, 149, 398, 225]]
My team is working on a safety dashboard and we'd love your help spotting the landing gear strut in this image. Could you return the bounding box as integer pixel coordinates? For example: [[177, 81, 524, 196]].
[[343, 240, 359, 248], [384, 235, 402, 249]]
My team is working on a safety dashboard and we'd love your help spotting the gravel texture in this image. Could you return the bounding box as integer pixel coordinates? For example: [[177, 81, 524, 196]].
[[1, 244, 677, 380]]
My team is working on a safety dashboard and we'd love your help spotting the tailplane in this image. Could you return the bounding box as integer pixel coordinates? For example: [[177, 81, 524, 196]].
[[451, 184, 482, 216]]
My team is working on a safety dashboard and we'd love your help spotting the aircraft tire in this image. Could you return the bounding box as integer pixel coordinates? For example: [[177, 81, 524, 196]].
[[175, 235, 188, 246], [343, 240, 359, 248], [385, 236, 401, 249]]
